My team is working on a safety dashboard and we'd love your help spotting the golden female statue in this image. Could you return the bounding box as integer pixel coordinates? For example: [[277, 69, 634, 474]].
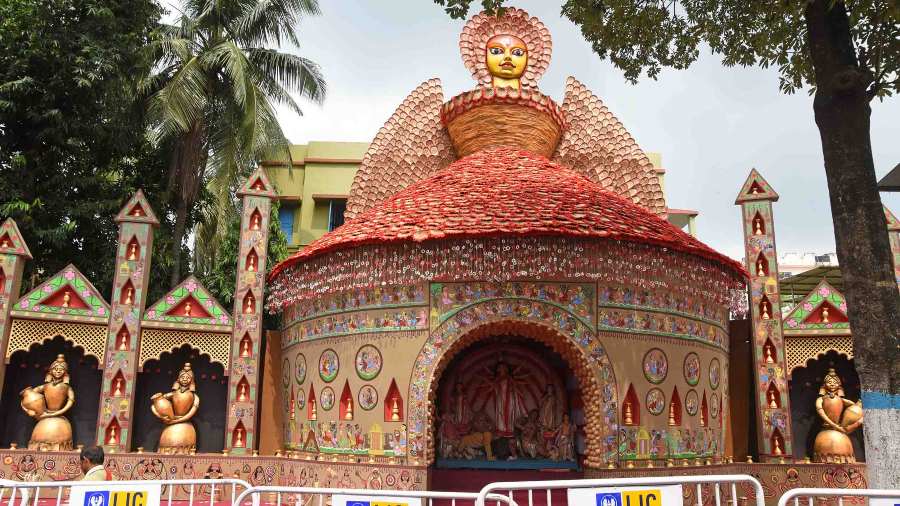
[[813, 368, 863, 463], [151, 363, 200, 454], [20, 354, 75, 450]]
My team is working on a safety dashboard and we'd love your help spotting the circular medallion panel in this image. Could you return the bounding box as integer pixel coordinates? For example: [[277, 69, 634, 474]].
[[685, 389, 699, 416], [683, 353, 701, 386], [355, 345, 383, 381], [710, 393, 719, 418], [645, 388, 666, 415], [642, 348, 668, 384], [295, 353, 307, 385], [358, 384, 378, 411], [281, 358, 291, 388], [709, 358, 721, 390], [320, 386, 335, 411], [319, 349, 339, 383], [297, 388, 306, 410]]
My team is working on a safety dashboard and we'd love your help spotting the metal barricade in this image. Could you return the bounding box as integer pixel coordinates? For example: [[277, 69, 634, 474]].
[[778, 487, 900, 506], [475, 474, 765, 506], [233, 485, 518, 506], [0, 478, 250, 506]]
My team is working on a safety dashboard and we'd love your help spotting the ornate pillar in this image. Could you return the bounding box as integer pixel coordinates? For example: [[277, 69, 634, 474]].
[[225, 168, 276, 453], [95, 190, 159, 451], [735, 169, 793, 459], [884, 206, 900, 292], [0, 219, 32, 393]]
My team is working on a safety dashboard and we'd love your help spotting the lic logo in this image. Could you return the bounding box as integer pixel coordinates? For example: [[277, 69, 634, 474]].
[[596, 492, 622, 506], [85, 491, 108, 506]]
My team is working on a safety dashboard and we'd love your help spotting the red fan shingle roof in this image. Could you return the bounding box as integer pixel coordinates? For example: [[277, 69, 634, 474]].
[[270, 147, 745, 280]]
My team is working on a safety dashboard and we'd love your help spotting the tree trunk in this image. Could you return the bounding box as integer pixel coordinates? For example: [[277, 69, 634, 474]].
[[805, 0, 900, 486], [168, 120, 207, 288]]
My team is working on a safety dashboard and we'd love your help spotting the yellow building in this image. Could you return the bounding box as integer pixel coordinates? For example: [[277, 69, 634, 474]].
[[265, 142, 696, 252]]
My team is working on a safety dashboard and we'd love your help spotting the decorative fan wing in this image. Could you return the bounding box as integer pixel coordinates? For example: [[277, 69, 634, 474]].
[[553, 77, 667, 216], [345, 79, 456, 220]]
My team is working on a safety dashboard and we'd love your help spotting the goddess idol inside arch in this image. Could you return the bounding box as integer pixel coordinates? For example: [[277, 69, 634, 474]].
[[269, 7, 743, 470]]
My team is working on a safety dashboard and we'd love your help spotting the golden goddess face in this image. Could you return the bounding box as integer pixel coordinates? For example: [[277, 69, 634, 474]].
[[485, 34, 527, 82]]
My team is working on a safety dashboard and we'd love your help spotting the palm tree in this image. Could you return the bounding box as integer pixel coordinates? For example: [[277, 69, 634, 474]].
[[143, 0, 325, 286]]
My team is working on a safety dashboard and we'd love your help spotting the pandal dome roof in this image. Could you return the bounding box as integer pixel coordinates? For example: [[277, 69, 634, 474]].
[[269, 146, 745, 280]]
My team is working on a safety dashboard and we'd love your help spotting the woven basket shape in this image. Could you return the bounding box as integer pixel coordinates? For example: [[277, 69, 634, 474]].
[[445, 102, 562, 158]]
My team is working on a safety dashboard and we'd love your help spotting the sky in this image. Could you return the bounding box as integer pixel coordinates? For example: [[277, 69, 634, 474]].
[[181, 0, 900, 261]]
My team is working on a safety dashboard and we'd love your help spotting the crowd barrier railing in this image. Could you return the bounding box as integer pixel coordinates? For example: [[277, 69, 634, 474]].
[[0, 478, 251, 506], [778, 487, 900, 506], [475, 474, 765, 506], [233, 485, 518, 506]]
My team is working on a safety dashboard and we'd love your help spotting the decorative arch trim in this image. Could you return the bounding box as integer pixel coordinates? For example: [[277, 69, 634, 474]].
[[6, 319, 106, 363], [137, 328, 231, 370], [408, 297, 618, 468]]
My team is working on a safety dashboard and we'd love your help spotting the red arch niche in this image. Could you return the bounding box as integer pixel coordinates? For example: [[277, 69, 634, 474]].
[[752, 211, 766, 236], [339, 380, 353, 420], [126, 236, 141, 261], [307, 384, 317, 420], [622, 383, 640, 426], [248, 209, 263, 231], [245, 248, 259, 272], [111, 370, 127, 396], [700, 391, 709, 427], [755, 252, 769, 277], [803, 301, 848, 324], [0, 267, 6, 290], [759, 295, 773, 320], [239, 333, 253, 358], [766, 382, 782, 408], [41, 286, 89, 309], [105, 417, 121, 445], [236, 376, 250, 402], [243, 291, 256, 314], [166, 295, 211, 318], [231, 420, 247, 448], [289, 386, 296, 420], [119, 280, 136, 305], [116, 326, 131, 351], [384, 379, 403, 422], [669, 386, 683, 426]]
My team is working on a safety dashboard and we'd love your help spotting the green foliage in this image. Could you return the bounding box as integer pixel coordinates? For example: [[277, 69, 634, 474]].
[[433, 0, 898, 99], [196, 200, 288, 329], [0, 0, 165, 294], [143, 0, 326, 285]]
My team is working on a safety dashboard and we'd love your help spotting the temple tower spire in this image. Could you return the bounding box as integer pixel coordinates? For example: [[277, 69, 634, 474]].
[[95, 190, 159, 452], [224, 168, 276, 453], [735, 169, 794, 459]]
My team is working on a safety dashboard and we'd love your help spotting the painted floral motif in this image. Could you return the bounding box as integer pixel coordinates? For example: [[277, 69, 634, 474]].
[[709, 358, 721, 390], [598, 284, 727, 326], [320, 387, 335, 411], [144, 277, 231, 327], [283, 307, 428, 347], [431, 281, 594, 328], [319, 349, 339, 383], [642, 348, 668, 384], [358, 385, 378, 411], [598, 308, 727, 350], [685, 389, 699, 416], [295, 353, 307, 385], [683, 353, 701, 386], [285, 284, 427, 326], [14, 266, 109, 318], [355, 345, 382, 381], [646, 388, 666, 415]]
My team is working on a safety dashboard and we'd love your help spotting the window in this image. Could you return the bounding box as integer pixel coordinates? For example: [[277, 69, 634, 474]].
[[328, 200, 346, 231], [278, 204, 297, 244]]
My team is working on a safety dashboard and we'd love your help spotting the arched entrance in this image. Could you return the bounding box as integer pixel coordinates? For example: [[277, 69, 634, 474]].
[[131, 344, 228, 453], [0, 336, 101, 448], [409, 298, 618, 470]]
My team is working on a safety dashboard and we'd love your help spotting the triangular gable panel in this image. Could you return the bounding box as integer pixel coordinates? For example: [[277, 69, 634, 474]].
[[115, 189, 160, 225], [735, 168, 779, 204], [0, 219, 32, 259], [237, 167, 277, 198], [13, 264, 109, 321], [884, 205, 900, 232], [144, 276, 232, 331], [784, 279, 850, 333]]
